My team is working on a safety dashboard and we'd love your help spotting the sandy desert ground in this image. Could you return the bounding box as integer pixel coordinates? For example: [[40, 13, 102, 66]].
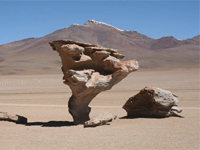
[[0, 69, 199, 150]]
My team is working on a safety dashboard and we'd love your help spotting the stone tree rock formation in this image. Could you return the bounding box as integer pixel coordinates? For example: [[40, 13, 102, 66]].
[[123, 87, 182, 118], [49, 40, 139, 124]]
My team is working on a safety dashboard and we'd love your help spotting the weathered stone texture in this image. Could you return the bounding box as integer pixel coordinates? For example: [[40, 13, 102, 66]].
[[50, 40, 139, 124]]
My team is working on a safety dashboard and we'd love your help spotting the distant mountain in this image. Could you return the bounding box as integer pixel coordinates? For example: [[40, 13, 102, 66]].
[[150, 35, 200, 50], [0, 20, 199, 75]]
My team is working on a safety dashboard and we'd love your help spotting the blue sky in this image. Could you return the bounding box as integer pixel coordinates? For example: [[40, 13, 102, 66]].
[[0, 1, 199, 45]]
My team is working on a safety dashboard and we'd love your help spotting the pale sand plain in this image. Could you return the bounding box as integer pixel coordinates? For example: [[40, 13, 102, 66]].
[[0, 70, 199, 150]]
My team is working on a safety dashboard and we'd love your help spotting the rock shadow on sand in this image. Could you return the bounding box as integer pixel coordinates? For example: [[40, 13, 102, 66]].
[[26, 121, 74, 127]]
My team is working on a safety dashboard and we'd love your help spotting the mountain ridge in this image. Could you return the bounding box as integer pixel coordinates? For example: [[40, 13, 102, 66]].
[[0, 20, 199, 75], [1, 20, 199, 46]]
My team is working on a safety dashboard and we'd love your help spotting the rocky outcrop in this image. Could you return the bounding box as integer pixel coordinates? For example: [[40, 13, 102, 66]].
[[123, 87, 182, 118], [84, 112, 117, 128], [49, 40, 139, 124], [0, 112, 27, 124]]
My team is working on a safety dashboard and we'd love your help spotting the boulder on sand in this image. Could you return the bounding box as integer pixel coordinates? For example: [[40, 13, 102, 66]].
[[123, 87, 182, 118]]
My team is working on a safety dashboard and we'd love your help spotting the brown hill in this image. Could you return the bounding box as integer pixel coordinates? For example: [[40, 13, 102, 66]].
[[0, 20, 199, 75]]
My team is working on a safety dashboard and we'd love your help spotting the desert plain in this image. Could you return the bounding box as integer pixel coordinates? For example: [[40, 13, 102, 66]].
[[0, 69, 199, 150]]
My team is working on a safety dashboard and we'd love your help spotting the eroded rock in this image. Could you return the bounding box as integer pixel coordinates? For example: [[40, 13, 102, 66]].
[[49, 40, 139, 124], [84, 112, 117, 128], [0, 112, 27, 124], [123, 87, 182, 118]]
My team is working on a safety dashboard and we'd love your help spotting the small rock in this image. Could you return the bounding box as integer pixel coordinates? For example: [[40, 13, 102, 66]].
[[0, 112, 27, 124], [84, 112, 117, 128]]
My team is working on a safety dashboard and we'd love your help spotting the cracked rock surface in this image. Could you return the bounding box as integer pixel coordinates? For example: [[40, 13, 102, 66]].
[[49, 40, 139, 124]]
